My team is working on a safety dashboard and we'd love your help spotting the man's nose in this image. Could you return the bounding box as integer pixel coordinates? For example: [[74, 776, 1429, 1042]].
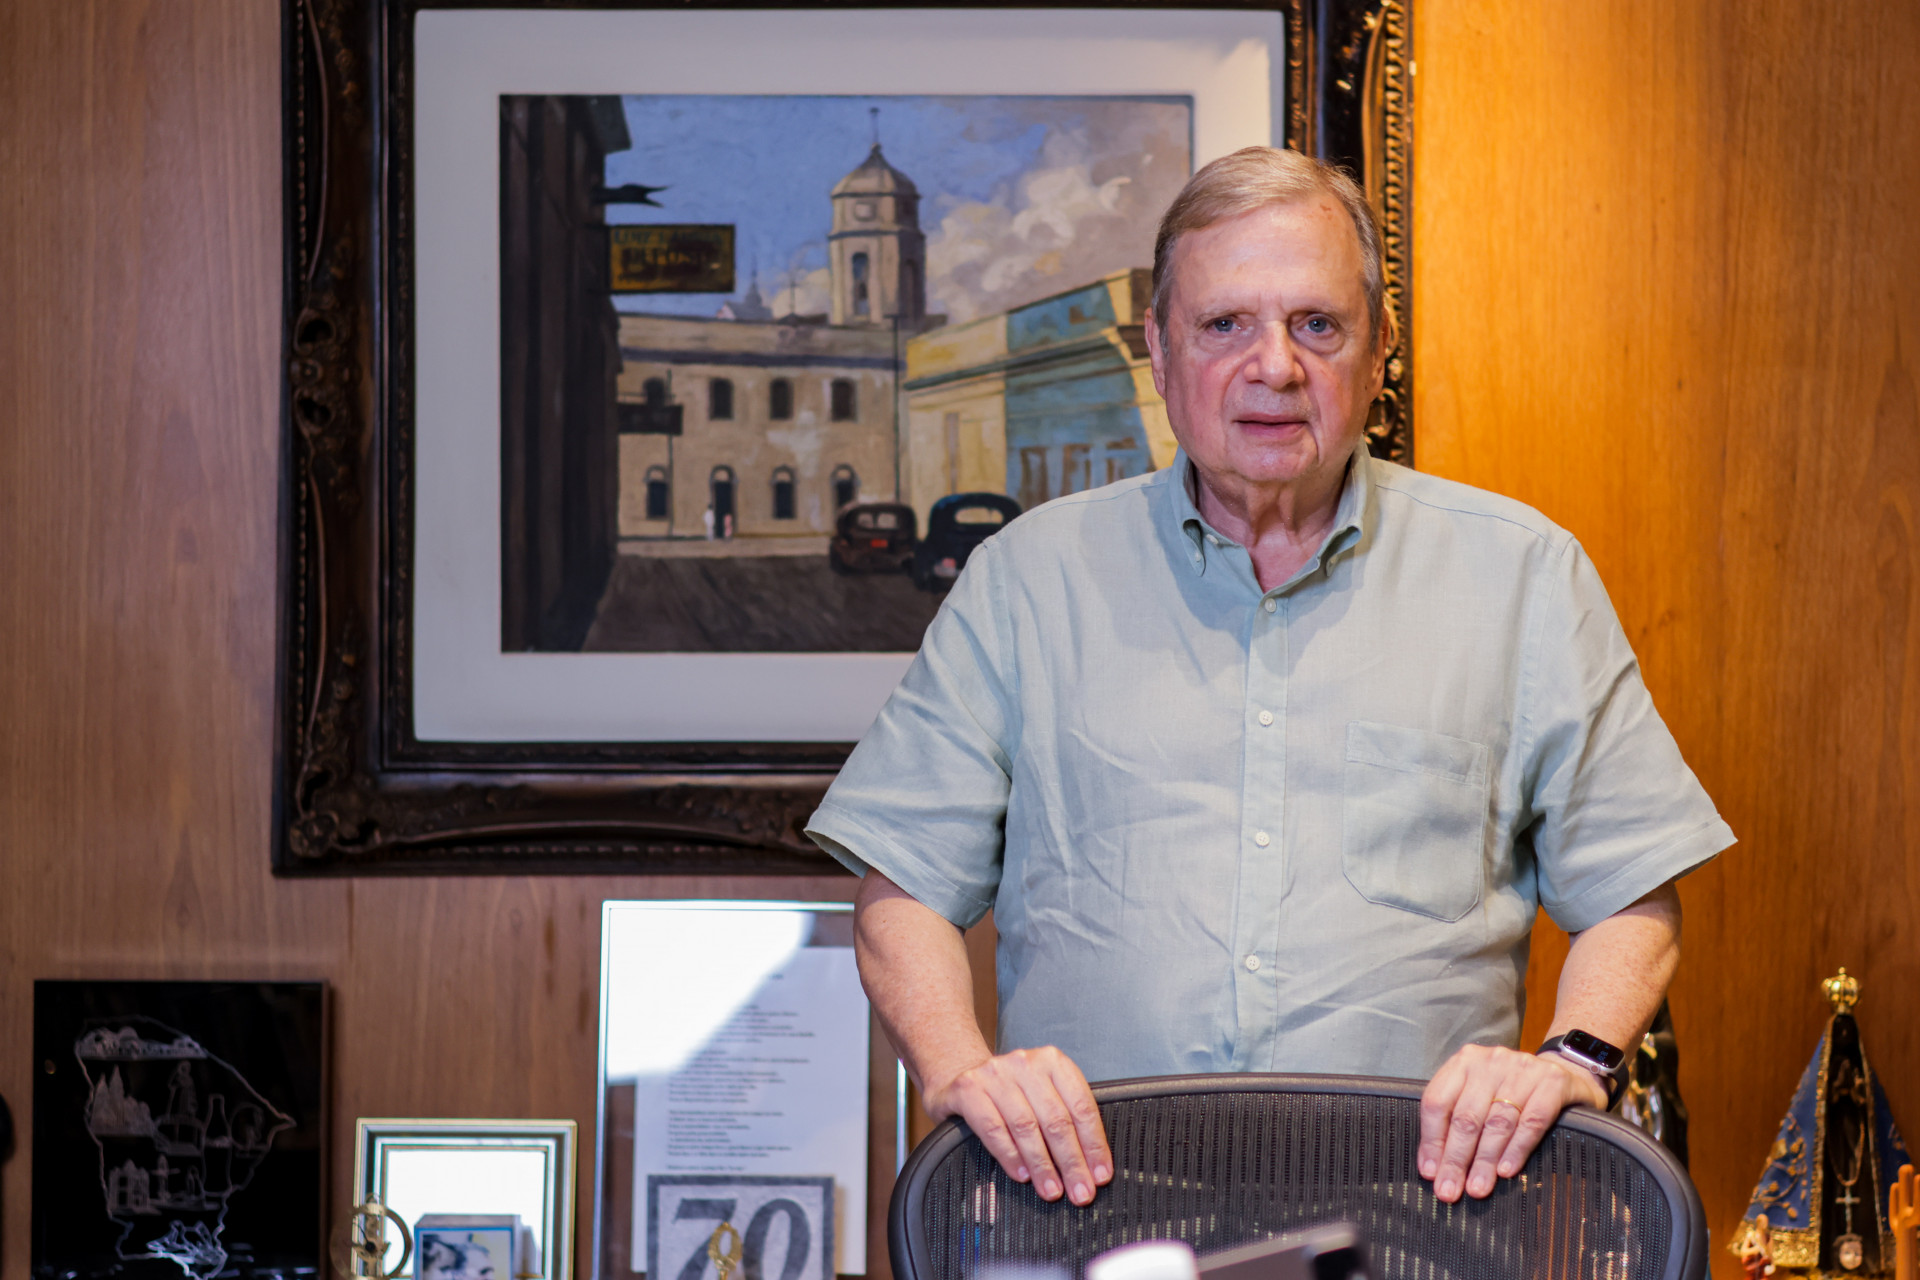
[[1245, 320, 1306, 387]]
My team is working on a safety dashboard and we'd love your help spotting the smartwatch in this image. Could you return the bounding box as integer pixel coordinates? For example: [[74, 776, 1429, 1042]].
[[1538, 1030, 1631, 1110]]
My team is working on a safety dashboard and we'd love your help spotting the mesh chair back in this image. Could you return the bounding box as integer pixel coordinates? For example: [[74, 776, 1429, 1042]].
[[891, 1075, 1706, 1280]]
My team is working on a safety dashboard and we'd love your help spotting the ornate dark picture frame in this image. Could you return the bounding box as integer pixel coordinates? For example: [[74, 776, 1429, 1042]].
[[275, 0, 1413, 876]]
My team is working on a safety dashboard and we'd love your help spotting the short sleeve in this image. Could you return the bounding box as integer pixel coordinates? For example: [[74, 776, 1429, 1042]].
[[804, 538, 1019, 928], [1522, 539, 1736, 932]]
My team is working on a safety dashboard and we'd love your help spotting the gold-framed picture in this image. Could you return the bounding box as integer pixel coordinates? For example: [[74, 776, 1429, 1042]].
[[352, 1117, 579, 1280]]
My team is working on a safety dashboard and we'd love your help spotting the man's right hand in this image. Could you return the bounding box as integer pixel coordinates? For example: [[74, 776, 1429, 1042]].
[[852, 870, 1113, 1205], [922, 1045, 1112, 1205]]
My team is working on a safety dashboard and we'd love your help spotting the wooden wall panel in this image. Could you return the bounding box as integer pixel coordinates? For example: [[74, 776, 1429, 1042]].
[[1417, 0, 1920, 1257], [3, 0, 1917, 1277], [0, 12, 866, 1276]]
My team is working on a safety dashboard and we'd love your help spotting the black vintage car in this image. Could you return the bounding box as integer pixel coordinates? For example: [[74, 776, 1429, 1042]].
[[912, 492, 1022, 591], [829, 501, 918, 574]]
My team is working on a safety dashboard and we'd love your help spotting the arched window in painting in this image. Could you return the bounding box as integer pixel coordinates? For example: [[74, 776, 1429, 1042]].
[[710, 466, 737, 538], [831, 464, 858, 511], [769, 378, 794, 420], [830, 379, 856, 422], [771, 466, 797, 520], [851, 252, 870, 317], [644, 466, 670, 520]]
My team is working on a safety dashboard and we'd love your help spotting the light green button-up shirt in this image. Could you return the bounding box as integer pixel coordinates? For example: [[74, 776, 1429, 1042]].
[[806, 448, 1734, 1083]]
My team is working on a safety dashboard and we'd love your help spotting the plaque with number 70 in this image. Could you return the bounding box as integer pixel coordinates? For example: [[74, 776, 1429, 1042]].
[[647, 1176, 836, 1280]]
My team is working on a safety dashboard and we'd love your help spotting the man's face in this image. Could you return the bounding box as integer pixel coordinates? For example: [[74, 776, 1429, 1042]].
[[1145, 195, 1386, 498]]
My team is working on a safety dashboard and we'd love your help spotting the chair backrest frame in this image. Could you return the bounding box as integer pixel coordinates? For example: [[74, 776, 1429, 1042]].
[[891, 1073, 1707, 1280]]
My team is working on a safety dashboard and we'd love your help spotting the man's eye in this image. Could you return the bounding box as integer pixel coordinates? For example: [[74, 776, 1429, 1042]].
[[1303, 316, 1332, 334], [1208, 316, 1237, 333]]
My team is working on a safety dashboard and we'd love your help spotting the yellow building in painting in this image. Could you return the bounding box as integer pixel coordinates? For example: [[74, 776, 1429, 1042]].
[[901, 268, 1176, 523], [617, 150, 1178, 553]]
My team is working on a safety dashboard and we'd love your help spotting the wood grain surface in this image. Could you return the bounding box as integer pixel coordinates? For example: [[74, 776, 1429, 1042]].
[[2, 1, 1916, 1276], [1416, 0, 1920, 1258]]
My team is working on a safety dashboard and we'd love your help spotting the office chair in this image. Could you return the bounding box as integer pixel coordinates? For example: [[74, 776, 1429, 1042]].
[[891, 1074, 1707, 1280]]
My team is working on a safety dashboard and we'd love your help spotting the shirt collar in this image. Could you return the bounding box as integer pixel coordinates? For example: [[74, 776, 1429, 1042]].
[[1167, 441, 1375, 581]]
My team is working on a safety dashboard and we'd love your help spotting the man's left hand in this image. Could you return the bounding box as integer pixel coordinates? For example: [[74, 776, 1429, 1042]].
[[1417, 1043, 1608, 1202]]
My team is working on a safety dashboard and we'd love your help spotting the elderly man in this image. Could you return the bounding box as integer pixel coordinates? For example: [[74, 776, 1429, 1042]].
[[805, 147, 1732, 1211]]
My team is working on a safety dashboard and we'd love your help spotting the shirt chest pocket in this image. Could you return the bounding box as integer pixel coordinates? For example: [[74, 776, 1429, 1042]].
[[1341, 720, 1492, 922]]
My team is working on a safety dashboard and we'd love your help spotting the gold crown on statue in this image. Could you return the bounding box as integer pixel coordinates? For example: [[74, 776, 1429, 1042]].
[[1823, 968, 1861, 1016]]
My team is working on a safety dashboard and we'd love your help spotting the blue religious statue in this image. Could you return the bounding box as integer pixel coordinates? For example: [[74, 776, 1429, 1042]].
[[1733, 971, 1913, 1278]]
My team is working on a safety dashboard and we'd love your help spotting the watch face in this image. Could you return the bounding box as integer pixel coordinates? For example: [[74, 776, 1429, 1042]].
[[1563, 1028, 1626, 1070]]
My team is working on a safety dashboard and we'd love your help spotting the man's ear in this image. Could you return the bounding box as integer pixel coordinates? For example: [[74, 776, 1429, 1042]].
[[1144, 309, 1170, 399]]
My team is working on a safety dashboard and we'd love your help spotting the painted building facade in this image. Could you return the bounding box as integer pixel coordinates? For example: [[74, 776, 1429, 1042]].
[[901, 268, 1176, 523], [499, 94, 628, 648], [614, 143, 933, 551], [615, 315, 900, 545], [828, 144, 928, 327]]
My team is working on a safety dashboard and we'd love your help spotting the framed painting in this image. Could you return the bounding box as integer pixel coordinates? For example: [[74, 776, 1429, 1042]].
[[275, 0, 1412, 875]]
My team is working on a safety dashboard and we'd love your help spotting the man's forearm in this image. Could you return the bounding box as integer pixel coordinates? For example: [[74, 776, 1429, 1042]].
[[852, 869, 1112, 1203], [852, 870, 993, 1098], [1419, 880, 1684, 1202], [1543, 881, 1683, 1051]]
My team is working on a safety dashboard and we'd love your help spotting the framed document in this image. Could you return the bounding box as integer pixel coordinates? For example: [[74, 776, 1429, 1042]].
[[597, 901, 896, 1279], [275, 0, 1412, 875]]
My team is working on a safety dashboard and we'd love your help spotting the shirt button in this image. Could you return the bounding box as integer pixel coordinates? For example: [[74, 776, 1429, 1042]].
[[1258, 710, 1274, 727], [1263, 598, 1277, 614], [1244, 954, 1261, 972], [1254, 830, 1271, 847]]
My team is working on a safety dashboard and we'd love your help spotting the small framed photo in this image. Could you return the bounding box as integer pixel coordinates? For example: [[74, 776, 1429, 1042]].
[[353, 1118, 577, 1280], [647, 1176, 835, 1280], [416, 1215, 520, 1280]]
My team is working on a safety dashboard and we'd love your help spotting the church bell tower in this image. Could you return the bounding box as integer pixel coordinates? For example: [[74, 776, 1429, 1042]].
[[828, 143, 926, 327]]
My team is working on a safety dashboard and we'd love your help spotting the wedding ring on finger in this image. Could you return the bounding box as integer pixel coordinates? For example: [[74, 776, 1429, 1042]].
[[1493, 1097, 1524, 1114]]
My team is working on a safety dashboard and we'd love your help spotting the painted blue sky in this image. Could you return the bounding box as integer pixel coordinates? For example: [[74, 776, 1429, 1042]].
[[602, 94, 1191, 323]]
